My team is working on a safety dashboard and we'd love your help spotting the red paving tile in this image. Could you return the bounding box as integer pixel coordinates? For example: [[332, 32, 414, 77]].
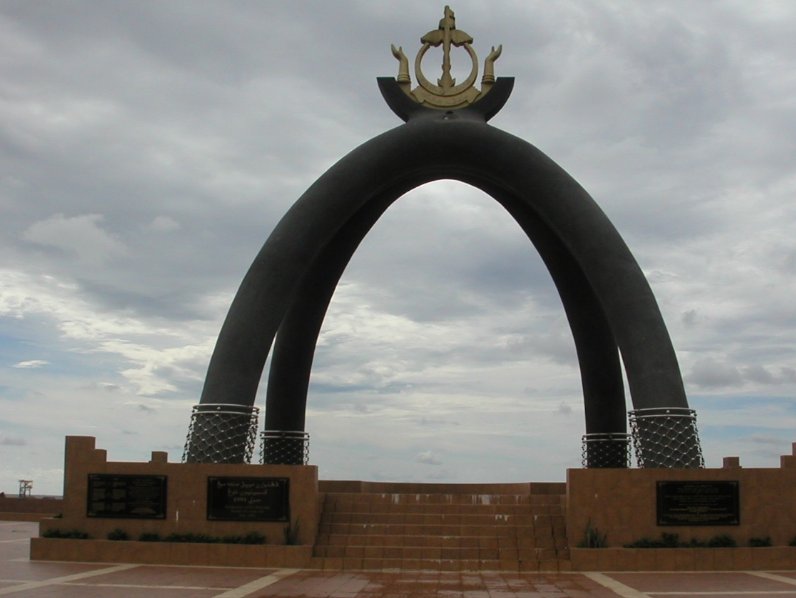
[[79, 564, 272, 588], [0, 560, 111, 582], [258, 571, 616, 597], [612, 570, 796, 592], [7, 587, 220, 597], [5, 521, 796, 596], [647, 595, 796, 598]]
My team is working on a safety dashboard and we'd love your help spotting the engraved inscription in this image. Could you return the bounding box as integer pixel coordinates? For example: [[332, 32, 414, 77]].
[[657, 481, 739, 526], [87, 474, 167, 519], [207, 476, 289, 522]]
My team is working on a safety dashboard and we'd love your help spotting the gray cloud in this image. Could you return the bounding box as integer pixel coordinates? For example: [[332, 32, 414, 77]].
[[0, 436, 26, 447], [1, 1, 796, 492], [687, 358, 744, 389], [416, 451, 443, 466], [12, 360, 48, 369]]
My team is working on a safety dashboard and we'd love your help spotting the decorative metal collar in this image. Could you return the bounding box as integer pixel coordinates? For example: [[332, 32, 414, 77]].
[[391, 6, 502, 110]]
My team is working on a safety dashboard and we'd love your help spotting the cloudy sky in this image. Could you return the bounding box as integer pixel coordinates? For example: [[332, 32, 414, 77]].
[[1, 1, 795, 495]]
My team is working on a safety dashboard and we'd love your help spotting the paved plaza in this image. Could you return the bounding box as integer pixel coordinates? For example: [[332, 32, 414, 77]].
[[5, 522, 796, 597]]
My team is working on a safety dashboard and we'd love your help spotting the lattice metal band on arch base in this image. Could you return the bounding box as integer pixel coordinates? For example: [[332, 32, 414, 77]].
[[261, 430, 310, 465], [581, 433, 631, 468], [629, 407, 705, 468], [182, 404, 260, 464]]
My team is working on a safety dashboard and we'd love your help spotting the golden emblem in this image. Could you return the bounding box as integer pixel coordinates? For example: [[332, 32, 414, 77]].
[[391, 6, 502, 109]]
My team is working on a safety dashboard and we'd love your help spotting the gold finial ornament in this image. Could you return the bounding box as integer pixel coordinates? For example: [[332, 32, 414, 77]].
[[392, 6, 502, 109]]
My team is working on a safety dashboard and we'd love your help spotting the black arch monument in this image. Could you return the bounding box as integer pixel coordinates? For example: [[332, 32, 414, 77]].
[[183, 7, 704, 471]]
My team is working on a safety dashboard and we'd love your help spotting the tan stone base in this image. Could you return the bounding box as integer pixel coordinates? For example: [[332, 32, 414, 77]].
[[30, 537, 313, 568], [45, 436, 319, 546], [28, 436, 796, 571], [570, 546, 796, 571]]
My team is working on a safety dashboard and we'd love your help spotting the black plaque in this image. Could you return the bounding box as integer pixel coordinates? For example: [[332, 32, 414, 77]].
[[87, 474, 167, 519], [657, 481, 739, 526], [207, 477, 289, 522]]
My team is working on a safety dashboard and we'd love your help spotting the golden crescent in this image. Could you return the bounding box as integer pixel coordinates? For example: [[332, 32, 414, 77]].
[[414, 42, 478, 97]]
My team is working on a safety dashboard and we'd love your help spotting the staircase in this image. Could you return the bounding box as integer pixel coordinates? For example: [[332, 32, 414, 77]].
[[311, 483, 569, 571]]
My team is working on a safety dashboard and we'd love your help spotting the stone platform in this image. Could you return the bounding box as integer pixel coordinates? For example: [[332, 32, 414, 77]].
[[10, 522, 796, 597], [26, 436, 796, 572]]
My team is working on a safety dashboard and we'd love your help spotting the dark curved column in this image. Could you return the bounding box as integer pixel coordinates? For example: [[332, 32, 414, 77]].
[[495, 193, 627, 434], [264, 183, 417, 432], [192, 107, 697, 466], [264, 177, 628, 467], [265, 185, 627, 436], [494, 190, 629, 467]]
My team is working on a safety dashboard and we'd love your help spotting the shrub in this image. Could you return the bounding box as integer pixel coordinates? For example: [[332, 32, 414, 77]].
[[707, 534, 736, 547], [42, 529, 89, 539], [624, 533, 678, 548], [242, 531, 267, 545], [138, 532, 161, 542], [624, 537, 660, 548], [749, 536, 772, 547], [660, 533, 680, 548], [577, 520, 607, 548], [107, 528, 129, 541], [164, 532, 219, 543], [284, 519, 301, 545], [625, 533, 736, 549], [222, 534, 242, 544], [222, 531, 267, 545]]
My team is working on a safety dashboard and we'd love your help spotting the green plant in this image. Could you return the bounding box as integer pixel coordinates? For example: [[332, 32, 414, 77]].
[[242, 531, 267, 545], [222, 534, 242, 544], [284, 519, 301, 545], [107, 528, 129, 541], [136, 531, 267, 544], [624, 533, 679, 548], [42, 529, 89, 539], [625, 533, 735, 549], [164, 532, 220, 543], [624, 537, 659, 548], [707, 534, 736, 547], [222, 531, 267, 545], [789, 536, 796, 547], [749, 536, 772, 547], [660, 533, 680, 548], [577, 520, 607, 548]]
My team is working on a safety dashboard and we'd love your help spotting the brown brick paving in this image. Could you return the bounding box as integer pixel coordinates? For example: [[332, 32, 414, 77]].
[[6, 521, 796, 596]]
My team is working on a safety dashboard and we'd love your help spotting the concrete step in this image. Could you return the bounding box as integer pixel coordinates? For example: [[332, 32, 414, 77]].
[[320, 513, 555, 526], [321, 504, 562, 516], [316, 528, 562, 543], [318, 522, 561, 536], [324, 494, 563, 512], [308, 556, 572, 572], [313, 544, 564, 560], [323, 493, 563, 507], [313, 491, 569, 572], [316, 535, 563, 550]]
